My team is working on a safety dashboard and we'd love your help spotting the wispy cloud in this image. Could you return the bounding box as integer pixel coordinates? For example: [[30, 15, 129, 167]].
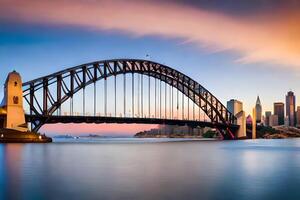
[[0, 0, 299, 69]]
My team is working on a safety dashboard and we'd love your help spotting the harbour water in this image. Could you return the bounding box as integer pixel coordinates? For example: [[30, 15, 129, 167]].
[[0, 138, 300, 200]]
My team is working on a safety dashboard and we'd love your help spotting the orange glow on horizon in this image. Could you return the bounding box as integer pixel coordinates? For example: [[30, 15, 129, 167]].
[[41, 123, 159, 136]]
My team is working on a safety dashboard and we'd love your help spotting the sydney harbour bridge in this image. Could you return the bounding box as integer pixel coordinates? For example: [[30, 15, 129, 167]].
[[8, 59, 238, 139]]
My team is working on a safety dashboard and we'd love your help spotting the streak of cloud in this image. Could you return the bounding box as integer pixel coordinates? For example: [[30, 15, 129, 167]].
[[0, 0, 299, 69]]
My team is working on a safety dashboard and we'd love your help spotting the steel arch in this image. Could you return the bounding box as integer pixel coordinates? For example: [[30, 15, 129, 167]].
[[22, 59, 236, 132]]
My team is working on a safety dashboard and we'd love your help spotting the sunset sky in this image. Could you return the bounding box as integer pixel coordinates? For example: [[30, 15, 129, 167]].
[[0, 0, 300, 136]]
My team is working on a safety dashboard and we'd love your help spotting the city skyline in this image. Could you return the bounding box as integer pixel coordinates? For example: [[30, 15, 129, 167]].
[[1, 0, 300, 135], [248, 90, 300, 128]]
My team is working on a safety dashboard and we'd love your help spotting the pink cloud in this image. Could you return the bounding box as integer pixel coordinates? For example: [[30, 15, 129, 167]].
[[0, 0, 300, 69]]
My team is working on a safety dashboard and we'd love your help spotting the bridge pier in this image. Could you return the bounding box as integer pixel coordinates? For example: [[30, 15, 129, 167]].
[[235, 111, 246, 139], [0, 71, 51, 143]]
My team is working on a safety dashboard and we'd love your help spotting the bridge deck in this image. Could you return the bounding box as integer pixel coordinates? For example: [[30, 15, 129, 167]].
[[25, 115, 239, 130]]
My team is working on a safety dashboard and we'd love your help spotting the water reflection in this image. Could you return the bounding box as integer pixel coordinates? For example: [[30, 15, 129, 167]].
[[0, 144, 23, 199], [0, 139, 299, 200]]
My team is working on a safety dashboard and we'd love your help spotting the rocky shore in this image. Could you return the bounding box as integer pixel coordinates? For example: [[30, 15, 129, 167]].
[[263, 126, 300, 139]]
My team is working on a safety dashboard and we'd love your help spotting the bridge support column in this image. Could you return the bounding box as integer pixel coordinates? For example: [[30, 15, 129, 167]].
[[252, 108, 256, 139], [235, 111, 246, 139]]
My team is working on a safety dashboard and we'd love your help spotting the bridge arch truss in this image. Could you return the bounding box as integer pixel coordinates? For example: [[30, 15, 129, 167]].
[[22, 59, 236, 134]]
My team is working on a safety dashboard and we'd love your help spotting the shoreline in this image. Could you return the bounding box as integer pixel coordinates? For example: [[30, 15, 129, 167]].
[[135, 132, 300, 140], [0, 128, 52, 143]]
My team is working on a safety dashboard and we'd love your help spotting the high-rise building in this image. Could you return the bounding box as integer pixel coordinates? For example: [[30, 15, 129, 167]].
[[265, 111, 271, 126], [269, 115, 279, 127], [296, 106, 300, 128], [227, 99, 243, 116], [274, 102, 284, 125], [284, 116, 290, 126], [255, 96, 262, 123], [286, 91, 296, 126]]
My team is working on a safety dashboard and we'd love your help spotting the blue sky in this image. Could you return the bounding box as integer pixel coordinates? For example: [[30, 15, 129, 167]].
[[0, 21, 297, 114]]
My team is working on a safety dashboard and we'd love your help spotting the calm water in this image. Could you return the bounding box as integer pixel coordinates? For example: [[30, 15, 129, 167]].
[[0, 138, 300, 200]]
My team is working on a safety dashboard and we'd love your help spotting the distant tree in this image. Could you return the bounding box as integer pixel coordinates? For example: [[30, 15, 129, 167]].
[[256, 126, 278, 138], [202, 130, 217, 138]]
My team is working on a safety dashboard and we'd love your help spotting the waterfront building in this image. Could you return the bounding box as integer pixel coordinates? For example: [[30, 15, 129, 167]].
[[265, 111, 271, 126], [284, 116, 289, 126], [286, 91, 296, 126], [227, 99, 243, 116], [297, 106, 300, 128], [255, 96, 262, 123], [274, 102, 285, 125], [269, 115, 278, 127]]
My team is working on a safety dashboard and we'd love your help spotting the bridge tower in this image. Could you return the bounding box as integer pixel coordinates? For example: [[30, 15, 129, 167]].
[[0, 71, 28, 132]]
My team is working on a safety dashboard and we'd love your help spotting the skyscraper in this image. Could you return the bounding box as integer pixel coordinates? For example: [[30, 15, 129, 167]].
[[265, 111, 271, 126], [255, 96, 262, 123], [269, 115, 279, 127], [274, 102, 284, 125], [286, 91, 296, 126], [296, 106, 300, 127], [227, 99, 243, 116]]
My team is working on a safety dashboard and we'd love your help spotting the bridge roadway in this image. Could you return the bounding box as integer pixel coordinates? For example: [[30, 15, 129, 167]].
[[25, 115, 239, 130]]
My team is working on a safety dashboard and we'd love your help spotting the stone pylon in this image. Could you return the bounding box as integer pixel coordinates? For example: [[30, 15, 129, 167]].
[[0, 71, 28, 132]]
